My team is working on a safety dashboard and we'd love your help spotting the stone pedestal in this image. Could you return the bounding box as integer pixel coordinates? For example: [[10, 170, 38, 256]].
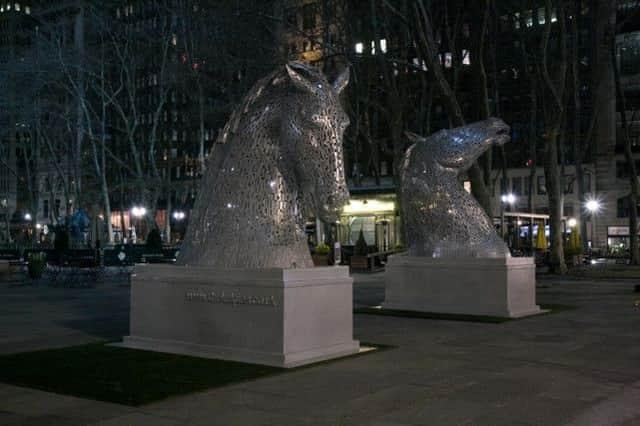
[[118, 264, 359, 368], [383, 255, 542, 318]]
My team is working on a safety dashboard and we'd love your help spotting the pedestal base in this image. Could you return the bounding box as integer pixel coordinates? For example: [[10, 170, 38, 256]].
[[383, 255, 542, 318], [118, 265, 359, 368]]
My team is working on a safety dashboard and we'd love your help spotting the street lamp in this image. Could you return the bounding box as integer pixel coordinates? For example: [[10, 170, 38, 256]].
[[585, 198, 602, 252], [131, 206, 147, 218], [500, 193, 517, 239], [586, 199, 601, 214], [501, 193, 517, 205], [130, 206, 147, 244]]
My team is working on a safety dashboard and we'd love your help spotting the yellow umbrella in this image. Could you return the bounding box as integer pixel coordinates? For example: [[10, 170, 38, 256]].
[[568, 226, 582, 254], [535, 221, 548, 250]]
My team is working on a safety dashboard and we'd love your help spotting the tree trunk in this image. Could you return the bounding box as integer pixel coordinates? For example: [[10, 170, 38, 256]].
[[612, 33, 640, 265], [544, 128, 567, 274]]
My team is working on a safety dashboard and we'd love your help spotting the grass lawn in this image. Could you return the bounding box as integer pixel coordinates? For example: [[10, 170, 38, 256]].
[[0, 343, 284, 406], [0, 342, 384, 406], [354, 304, 575, 323]]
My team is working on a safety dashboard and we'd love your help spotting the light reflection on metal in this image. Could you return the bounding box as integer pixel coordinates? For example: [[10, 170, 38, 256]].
[[178, 61, 350, 268], [402, 118, 511, 258]]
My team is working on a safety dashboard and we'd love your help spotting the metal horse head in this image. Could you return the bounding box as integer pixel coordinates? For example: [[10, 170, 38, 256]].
[[401, 118, 511, 258], [178, 61, 350, 269]]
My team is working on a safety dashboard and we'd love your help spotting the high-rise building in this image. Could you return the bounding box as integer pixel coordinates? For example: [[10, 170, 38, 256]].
[[0, 2, 36, 240]]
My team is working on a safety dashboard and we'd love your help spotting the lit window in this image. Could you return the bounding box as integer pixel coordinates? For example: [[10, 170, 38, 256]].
[[551, 9, 557, 22], [355, 42, 363, 54], [25, 5, 29, 14], [538, 8, 545, 24], [444, 52, 452, 68], [525, 10, 533, 27], [380, 38, 387, 53], [412, 57, 427, 71], [14, 3, 19, 11], [514, 12, 520, 29], [1, 6, 4, 12], [370, 40, 376, 54], [6, 3, 11, 10], [462, 49, 471, 65], [172, 34, 177, 46]]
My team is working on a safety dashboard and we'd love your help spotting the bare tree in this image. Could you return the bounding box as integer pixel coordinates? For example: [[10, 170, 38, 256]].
[[612, 13, 640, 265]]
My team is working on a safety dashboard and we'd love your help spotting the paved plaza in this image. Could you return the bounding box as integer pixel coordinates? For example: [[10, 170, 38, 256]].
[[0, 272, 639, 425]]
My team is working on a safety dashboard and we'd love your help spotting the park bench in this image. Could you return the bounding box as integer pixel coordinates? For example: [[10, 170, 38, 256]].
[[349, 249, 403, 271]]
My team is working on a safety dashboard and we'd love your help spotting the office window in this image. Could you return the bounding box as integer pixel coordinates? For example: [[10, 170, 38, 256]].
[[380, 39, 387, 53], [525, 10, 533, 27], [537, 176, 547, 195], [302, 3, 317, 30], [617, 196, 632, 218], [444, 52, 452, 68], [355, 42, 363, 54], [620, 35, 640, 76], [512, 177, 522, 195], [564, 175, 574, 194], [582, 173, 591, 191], [462, 49, 471, 65], [565, 204, 574, 217], [617, 160, 630, 179], [538, 8, 545, 24]]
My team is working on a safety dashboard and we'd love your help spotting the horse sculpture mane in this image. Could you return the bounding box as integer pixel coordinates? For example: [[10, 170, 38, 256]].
[[401, 118, 511, 258], [178, 61, 350, 269]]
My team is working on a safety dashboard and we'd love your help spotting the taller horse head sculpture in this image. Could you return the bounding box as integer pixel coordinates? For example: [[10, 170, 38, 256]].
[[401, 118, 511, 258], [178, 61, 350, 269]]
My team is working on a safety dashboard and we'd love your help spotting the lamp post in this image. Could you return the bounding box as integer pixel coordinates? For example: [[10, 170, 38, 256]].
[[585, 198, 602, 253], [500, 193, 517, 240], [130, 206, 147, 244]]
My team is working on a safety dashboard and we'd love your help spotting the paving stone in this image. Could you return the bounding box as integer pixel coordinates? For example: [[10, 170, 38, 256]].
[[2, 274, 640, 425]]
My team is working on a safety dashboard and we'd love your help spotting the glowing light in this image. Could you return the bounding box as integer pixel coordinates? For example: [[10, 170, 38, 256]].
[[586, 199, 601, 213], [131, 206, 147, 218], [501, 193, 516, 205], [343, 199, 395, 214], [568, 218, 577, 228], [24, 213, 32, 221], [173, 211, 186, 220]]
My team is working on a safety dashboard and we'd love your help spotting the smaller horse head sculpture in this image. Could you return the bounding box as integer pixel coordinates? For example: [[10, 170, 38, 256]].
[[178, 61, 350, 269], [401, 118, 511, 258]]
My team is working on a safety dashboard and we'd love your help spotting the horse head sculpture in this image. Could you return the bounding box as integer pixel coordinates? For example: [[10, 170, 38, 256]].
[[178, 61, 350, 269], [401, 118, 511, 258]]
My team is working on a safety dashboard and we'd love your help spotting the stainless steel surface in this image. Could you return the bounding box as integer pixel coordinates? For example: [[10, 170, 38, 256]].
[[402, 118, 511, 258], [179, 61, 350, 268]]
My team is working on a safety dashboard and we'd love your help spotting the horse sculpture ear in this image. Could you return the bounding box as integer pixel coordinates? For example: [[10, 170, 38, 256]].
[[332, 67, 350, 95], [405, 131, 425, 144], [286, 62, 317, 93]]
